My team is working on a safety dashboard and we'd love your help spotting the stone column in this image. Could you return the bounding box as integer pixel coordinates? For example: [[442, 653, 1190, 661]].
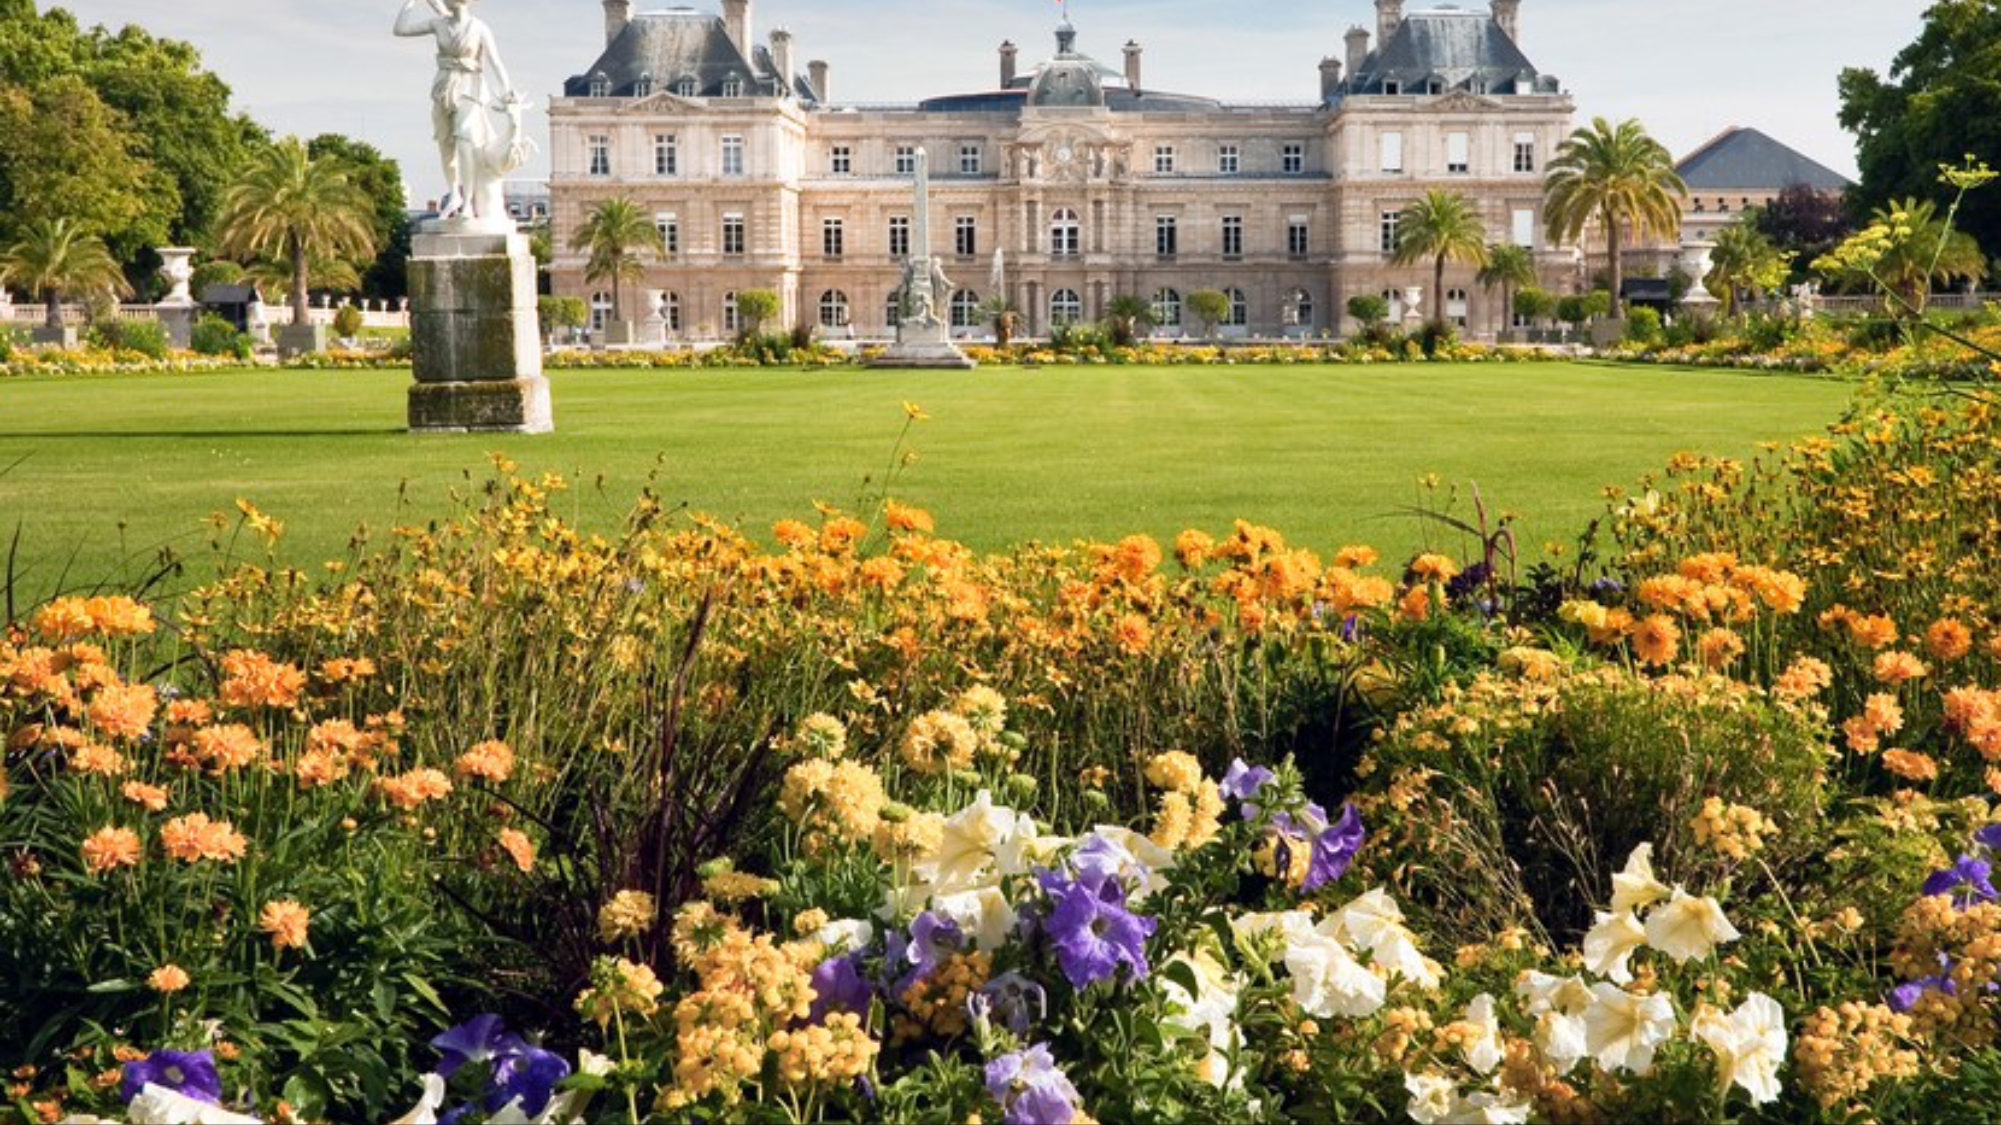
[[406, 224, 553, 434]]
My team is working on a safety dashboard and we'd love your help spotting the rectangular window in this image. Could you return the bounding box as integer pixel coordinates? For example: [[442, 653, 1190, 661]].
[[656, 212, 679, 256], [959, 144, 982, 175], [1218, 144, 1239, 175], [722, 212, 745, 256], [1380, 210, 1400, 255], [654, 134, 677, 176], [721, 135, 744, 177], [831, 145, 852, 175], [1287, 217, 1310, 258], [1383, 80, 1402, 96], [1380, 132, 1403, 173], [1446, 132, 1470, 174], [1282, 143, 1305, 175], [889, 216, 910, 258], [1156, 216, 1178, 258], [1513, 133, 1536, 174], [1511, 208, 1536, 249], [822, 218, 844, 259], [1221, 215, 1244, 259], [587, 134, 611, 178], [954, 216, 977, 257], [895, 145, 917, 175], [1154, 145, 1176, 174]]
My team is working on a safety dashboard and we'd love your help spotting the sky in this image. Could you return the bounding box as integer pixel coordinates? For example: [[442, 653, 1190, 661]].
[[56, 0, 1930, 204]]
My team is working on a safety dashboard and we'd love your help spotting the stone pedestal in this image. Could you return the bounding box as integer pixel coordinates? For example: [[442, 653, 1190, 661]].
[[870, 316, 976, 369], [156, 304, 197, 349], [277, 324, 327, 358], [407, 223, 551, 434], [30, 325, 78, 348]]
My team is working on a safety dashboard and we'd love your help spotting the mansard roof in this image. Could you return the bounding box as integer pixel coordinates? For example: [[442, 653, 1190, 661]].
[[919, 21, 1222, 115], [1350, 6, 1555, 96], [1677, 127, 1852, 193], [564, 10, 811, 100]]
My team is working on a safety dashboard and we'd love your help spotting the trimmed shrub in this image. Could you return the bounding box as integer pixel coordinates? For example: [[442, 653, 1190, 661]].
[[1624, 306, 1664, 344], [191, 314, 250, 359], [88, 318, 170, 360], [332, 304, 365, 339]]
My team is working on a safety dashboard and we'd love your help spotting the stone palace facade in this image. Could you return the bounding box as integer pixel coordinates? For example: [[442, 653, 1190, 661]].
[[547, 1, 1577, 341]]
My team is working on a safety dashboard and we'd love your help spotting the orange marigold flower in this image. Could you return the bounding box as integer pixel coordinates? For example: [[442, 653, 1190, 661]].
[[1398, 584, 1435, 623], [1114, 613, 1154, 655], [1696, 628, 1745, 670], [1678, 552, 1739, 583], [80, 826, 143, 873], [498, 828, 536, 873], [121, 781, 169, 812], [71, 742, 129, 777], [294, 749, 351, 789], [1409, 554, 1461, 584], [192, 724, 265, 772], [30, 598, 96, 640], [1926, 619, 1974, 663], [160, 813, 247, 864], [1107, 536, 1162, 585], [1872, 651, 1930, 687], [1881, 749, 1940, 783], [819, 517, 867, 556], [1774, 656, 1834, 699], [1863, 693, 1906, 737], [454, 740, 516, 784], [884, 501, 935, 534], [147, 965, 190, 994], [1174, 530, 1215, 570], [83, 597, 155, 638], [218, 650, 306, 711], [379, 768, 453, 810], [859, 557, 905, 590], [1843, 716, 1882, 756], [1845, 614, 1901, 650], [1334, 545, 1380, 570], [318, 657, 377, 684], [260, 900, 311, 950], [85, 684, 158, 743], [772, 519, 816, 550], [1632, 615, 1682, 667]]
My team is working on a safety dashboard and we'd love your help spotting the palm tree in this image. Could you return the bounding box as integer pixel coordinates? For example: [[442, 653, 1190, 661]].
[[1845, 198, 1985, 314], [1391, 190, 1490, 330], [216, 138, 377, 328], [1705, 222, 1790, 319], [1543, 117, 1687, 316], [1102, 294, 1158, 347], [1475, 243, 1537, 336], [569, 198, 664, 328], [0, 218, 131, 330]]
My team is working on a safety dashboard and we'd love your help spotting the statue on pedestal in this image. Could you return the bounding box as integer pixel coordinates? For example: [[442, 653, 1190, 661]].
[[870, 147, 975, 369], [394, 0, 535, 229]]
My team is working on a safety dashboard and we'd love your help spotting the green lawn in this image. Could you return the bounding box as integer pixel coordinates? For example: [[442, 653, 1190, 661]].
[[0, 362, 1853, 601]]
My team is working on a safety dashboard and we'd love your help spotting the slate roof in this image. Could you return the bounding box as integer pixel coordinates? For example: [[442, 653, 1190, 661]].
[[1677, 128, 1852, 193], [919, 22, 1221, 114], [1349, 6, 1556, 97], [564, 10, 813, 101]]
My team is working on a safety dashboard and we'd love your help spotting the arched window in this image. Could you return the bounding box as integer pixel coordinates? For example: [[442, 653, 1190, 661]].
[[723, 291, 740, 335], [1381, 288, 1404, 322], [661, 292, 682, 333], [951, 290, 982, 329], [1285, 288, 1314, 328], [721, 74, 744, 98], [634, 73, 654, 97], [1446, 287, 1469, 326], [675, 76, 698, 97], [1223, 287, 1249, 327], [819, 289, 851, 328], [1050, 288, 1083, 326], [590, 291, 614, 332], [1049, 209, 1080, 258], [588, 73, 611, 97], [1152, 288, 1182, 329]]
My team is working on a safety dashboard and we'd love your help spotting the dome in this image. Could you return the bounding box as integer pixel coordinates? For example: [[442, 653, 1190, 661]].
[[1026, 20, 1116, 107]]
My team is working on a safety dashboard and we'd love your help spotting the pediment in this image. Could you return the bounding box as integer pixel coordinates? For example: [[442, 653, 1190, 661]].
[[620, 92, 703, 114], [1429, 91, 1505, 113]]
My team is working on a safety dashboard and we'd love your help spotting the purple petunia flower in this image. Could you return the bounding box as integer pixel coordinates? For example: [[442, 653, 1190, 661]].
[[896, 912, 965, 992], [1923, 854, 1998, 909], [1043, 874, 1156, 990], [977, 971, 1049, 1036], [1273, 802, 1366, 892], [1975, 824, 2001, 853], [1889, 955, 1961, 1013], [431, 1014, 524, 1079], [120, 1050, 222, 1106], [984, 1044, 1082, 1125], [489, 1046, 570, 1117], [1220, 760, 1275, 807], [1066, 833, 1145, 897], [810, 954, 874, 1021]]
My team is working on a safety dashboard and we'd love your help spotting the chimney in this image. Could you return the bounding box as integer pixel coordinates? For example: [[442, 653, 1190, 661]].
[[808, 59, 831, 104], [1492, 0, 1521, 42], [1376, 0, 1404, 45], [770, 27, 795, 97], [1000, 40, 1018, 87], [1344, 27, 1370, 86], [723, 0, 752, 56], [1123, 41, 1142, 90], [1319, 57, 1344, 101], [603, 0, 631, 47]]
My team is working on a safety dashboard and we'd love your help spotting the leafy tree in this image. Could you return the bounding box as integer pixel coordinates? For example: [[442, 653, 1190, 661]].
[[1346, 293, 1390, 329], [1754, 184, 1854, 276], [1544, 117, 1687, 314], [569, 197, 662, 328], [0, 217, 131, 329], [1815, 196, 1987, 313], [0, 74, 171, 264], [308, 135, 410, 301], [1840, 0, 2001, 260], [1102, 294, 1157, 347], [217, 138, 378, 328], [538, 295, 587, 339], [1187, 289, 1230, 339], [1392, 190, 1490, 330], [1476, 243, 1537, 333], [1706, 221, 1793, 317], [736, 289, 781, 339], [1513, 287, 1556, 326]]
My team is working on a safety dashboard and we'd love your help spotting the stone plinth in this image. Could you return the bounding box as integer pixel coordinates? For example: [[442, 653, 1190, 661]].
[[277, 324, 327, 359], [407, 224, 552, 434], [869, 317, 975, 370]]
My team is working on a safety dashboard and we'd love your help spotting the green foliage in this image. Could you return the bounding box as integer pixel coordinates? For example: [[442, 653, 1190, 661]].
[[537, 295, 587, 336], [1583, 290, 1614, 319], [736, 288, 781, 338], [1544, 117, 1688, 309], [88, 316, 169, 359], [332, 304, 364, 339], [1346, 293, 1390, 328], [1623, 305, 1663, 344], [1555, 295, 1591, 326], [190, 312, 249, 358], [1102, 294, 1157, 347], [0, 321, 12, 364], [0, 217, 131, 327], [307, 135, 409, 301], [1512, 286, 1556, 323], [0, 74, 173, 264], [1706, 220, 1794, 317], [1392, 190, 1490, 329], [218, 138, 378, 327], [1186, 289, 1230, 337], [1816, 196, 1988, 314], [569, 197, 664, 327]]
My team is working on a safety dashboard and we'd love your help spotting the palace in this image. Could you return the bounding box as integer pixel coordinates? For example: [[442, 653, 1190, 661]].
[[546, 1, 1578, 341]]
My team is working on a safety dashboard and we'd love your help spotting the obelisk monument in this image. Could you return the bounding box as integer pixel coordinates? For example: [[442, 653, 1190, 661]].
[[870, 147, 976, 369]]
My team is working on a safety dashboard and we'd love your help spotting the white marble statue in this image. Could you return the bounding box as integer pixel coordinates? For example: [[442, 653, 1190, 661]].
[[394, 0, 533, 227]]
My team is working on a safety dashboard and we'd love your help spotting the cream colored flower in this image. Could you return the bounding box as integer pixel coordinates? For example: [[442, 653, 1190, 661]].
[[1285, 930, 1386, 1019], [1582, 910, 1648, 983], [1332, 888, 1441, 989], [1583, 982, 1677, 1075], [911, 790, 1033, 895], [1693, 992, 1787, 1105], [1161, 949, 1244, 1089], [1611, 842, 1670, 914], [813, 918, 875, 953], [1404, 1071, 1457, 1125], [929, 884, 1018, 953], [1644, 888, 1741, 964], [1461, 993, 1505, 1075], [1517, 971, 1592, 1074]]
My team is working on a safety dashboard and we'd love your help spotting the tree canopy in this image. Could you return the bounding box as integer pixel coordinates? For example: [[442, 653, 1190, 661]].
[[308, 135, 410, 300], [1544, 117, 1686, 313]]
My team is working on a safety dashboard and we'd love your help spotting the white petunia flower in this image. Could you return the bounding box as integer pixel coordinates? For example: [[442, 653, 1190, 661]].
[[912, 790, 1034, 894], [1581, 910, 1648, 983], [388, 1075, 447, 1125], [1446, 1087, 1533, 1124], [1404, 1071, 1458, 1125], [1644, 888, 1742, 964], [1162, 949, 1245, 1089], [1086, 825, 1178, 901], [1582, 982, 1677, 1075], [1517, 970, 1594, 1074], [1610, 842, 1671, 914], [1285, 930, 1387, 1018], [813, 918, 876, 954], [929, 884, 1019, 953], [1461, 993, 1505, 1075], [1330, 888, 1441, 989], [1693, 992, 1788, 1105], [126, 1086, 263, 1125]]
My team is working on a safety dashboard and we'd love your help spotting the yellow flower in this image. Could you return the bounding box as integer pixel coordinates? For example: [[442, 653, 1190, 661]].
[[497, 827, 536, 873], [902, 401, 929, 422], [599, 890, 658, 943], [81, 826, 143, 874], [1632, 615, 1681, 667], [147, 964, 191, 994], [259, 900, 311, 950]]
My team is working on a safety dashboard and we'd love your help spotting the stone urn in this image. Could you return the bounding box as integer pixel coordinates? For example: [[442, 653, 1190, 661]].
[[154, 247, 199, 347]]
